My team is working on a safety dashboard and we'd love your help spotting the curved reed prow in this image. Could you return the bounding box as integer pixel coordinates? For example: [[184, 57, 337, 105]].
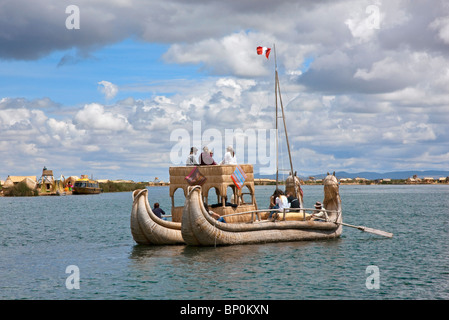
[[323, 172, 341, 221]]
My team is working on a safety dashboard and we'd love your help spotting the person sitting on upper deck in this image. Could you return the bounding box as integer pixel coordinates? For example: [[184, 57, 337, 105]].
[[186, 147, 199, 166], [199, 146, 217, 165], [220, 145, 237, 165]]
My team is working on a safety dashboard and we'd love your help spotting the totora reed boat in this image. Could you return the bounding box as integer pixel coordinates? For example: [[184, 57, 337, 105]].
[[130, 167, 343, 246]]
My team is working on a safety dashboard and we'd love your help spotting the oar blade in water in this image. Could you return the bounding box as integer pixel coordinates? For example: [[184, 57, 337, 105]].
[[360, 226, 393, 238], [339, 221, 393, 238]]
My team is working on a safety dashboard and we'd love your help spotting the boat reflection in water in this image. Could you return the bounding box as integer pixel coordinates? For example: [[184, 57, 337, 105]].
[[72, 175, 102, 195]]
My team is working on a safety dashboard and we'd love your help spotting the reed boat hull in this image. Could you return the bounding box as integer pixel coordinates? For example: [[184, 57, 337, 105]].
[[181, 186, 342, 246], [130, 189, 185, 245]]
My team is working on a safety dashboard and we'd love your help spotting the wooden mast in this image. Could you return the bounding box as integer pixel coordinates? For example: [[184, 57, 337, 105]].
[[274, 44, 298, 198], [274, 44, 279, 189]]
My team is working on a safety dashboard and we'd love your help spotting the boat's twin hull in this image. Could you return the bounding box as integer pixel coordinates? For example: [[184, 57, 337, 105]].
[[131, 187, 342, 246]]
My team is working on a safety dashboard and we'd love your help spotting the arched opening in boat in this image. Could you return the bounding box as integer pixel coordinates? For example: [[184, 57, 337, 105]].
[[172, 187, 185, 208], [204, 186, 220, 206], [226, 185, 237, 206], [170, 187, 187, 222], [240, 185, 254, 205]]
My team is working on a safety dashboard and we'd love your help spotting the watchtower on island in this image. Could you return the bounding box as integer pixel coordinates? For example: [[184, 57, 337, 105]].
[[38, 167, 56, 194]]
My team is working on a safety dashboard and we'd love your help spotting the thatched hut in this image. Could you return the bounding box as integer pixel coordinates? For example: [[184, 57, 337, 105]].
[[65, 176, 79, 187], [3, 176, 37, 189]]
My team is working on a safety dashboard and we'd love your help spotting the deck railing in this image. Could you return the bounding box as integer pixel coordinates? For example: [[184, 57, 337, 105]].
[[219, 207, 341, 223], [162, 206, 341, 224]]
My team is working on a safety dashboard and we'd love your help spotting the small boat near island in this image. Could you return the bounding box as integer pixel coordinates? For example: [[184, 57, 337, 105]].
[[72, 175, 102, 195]]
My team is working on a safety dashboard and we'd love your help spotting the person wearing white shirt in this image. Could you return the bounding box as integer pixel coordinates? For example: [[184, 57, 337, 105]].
[[186, 147, 198, 166], [311, 201, 328, 221], [268, 189, 290, 221], [220, 145, 237, 165], [276, 193, 290, 211]]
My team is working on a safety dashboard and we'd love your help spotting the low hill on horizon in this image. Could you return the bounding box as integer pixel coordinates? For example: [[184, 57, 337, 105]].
[[326, 170, 449, 180], [256, 170, 449, 180]]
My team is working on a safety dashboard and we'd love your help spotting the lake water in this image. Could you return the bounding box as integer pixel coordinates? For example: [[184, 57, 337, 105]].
[[1, 184, 448, 301]]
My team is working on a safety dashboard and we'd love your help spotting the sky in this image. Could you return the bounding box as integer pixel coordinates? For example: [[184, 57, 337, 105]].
[[1, 0, 449, 182]]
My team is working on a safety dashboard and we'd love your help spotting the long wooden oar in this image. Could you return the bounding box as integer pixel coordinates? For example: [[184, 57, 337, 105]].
[[315, 218, 393, 238], [340, 222, 393, 238]]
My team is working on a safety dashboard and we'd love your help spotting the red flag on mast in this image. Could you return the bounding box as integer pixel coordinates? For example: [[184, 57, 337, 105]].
[[257, 46, 271, 59]]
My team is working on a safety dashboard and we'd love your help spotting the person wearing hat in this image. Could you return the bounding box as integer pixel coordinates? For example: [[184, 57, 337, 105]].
[[311, 201, 328, 221], [220, 145, 237, 165], [186, 147, 199, 166]]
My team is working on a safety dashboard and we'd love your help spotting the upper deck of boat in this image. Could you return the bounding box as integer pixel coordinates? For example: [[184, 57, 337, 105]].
[[168, 164, 257, 222]]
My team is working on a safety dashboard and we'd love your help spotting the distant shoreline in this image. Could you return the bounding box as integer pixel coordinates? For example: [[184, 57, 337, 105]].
[[1, 178, 447, 197], [254, 178, 448, 186]]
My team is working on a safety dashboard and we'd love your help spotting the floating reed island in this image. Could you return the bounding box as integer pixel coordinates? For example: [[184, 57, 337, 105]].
[[0, 167, 157, 197]]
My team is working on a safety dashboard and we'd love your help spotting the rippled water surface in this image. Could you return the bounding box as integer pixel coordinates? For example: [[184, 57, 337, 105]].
[[1, 185, 448, 299]]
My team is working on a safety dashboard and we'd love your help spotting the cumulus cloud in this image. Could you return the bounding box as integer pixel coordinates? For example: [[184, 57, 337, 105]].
[[163, 32, 277, 77], [74, 103, 130, 131], [98, 81, 119, 100], [429, 16, 449, 44]]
